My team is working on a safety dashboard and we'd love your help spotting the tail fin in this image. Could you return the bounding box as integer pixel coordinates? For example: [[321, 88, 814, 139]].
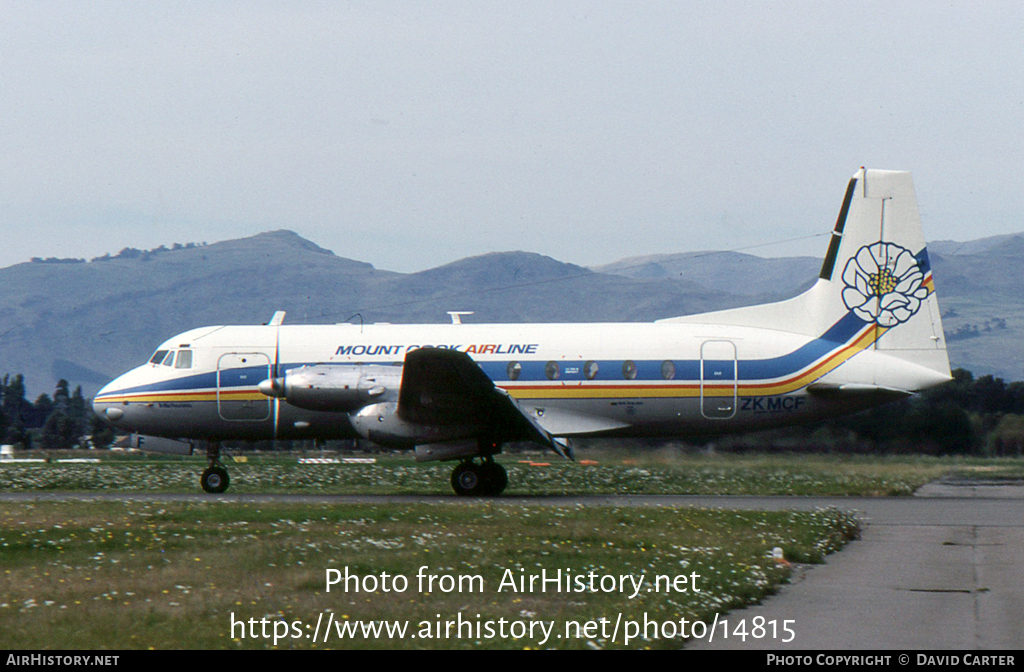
[[660, 168, 951, 381]]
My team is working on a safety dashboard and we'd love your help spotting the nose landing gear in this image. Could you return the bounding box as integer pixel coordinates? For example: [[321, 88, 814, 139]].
[[200, 465, 230, 493], [200, 442, 230, 494], [450, 457, 507, 497]]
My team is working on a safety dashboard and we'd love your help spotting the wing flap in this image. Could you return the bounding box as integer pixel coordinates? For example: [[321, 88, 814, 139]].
[[520, 405, 631, 436], [492, 388, 575, 460]]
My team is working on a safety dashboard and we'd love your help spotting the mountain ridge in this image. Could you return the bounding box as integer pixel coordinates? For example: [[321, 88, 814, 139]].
[[1, 229, 1021, 397]]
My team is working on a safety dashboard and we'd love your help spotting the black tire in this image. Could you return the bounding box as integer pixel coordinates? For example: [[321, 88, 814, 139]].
[[450, 462, 485, 496], [201, 466, 230, 494], [480, 461, 508, 496]]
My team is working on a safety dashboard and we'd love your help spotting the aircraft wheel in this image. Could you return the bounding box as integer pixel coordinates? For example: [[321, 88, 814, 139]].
[[451, 462, 485, 496], [201, 466, 230, 494], [480, 461, 508, 496]]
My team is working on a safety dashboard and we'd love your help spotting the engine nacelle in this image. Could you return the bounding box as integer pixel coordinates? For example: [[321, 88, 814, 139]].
[[258, 364, 401, 412], [348, 402, 481, 450], [414, 441, 480, 462]]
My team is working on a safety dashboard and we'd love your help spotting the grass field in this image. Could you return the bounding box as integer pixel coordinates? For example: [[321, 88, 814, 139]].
[[0, 500, 858, 650], [2, 450, 1020, 649], [3, 450, 1021, 496]]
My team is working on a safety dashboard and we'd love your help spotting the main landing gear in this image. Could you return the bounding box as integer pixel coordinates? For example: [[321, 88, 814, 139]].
[[200, 442, 230, 494], [450, 457, 508, 497]]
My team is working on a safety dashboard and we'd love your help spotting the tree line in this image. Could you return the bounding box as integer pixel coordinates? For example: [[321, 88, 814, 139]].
[[1, 369, 1023, 456], [698, 368, 1024, 456], [30, 241, 208, 265], [0, 375, 114, 450], [826, 368, 1024, 456]]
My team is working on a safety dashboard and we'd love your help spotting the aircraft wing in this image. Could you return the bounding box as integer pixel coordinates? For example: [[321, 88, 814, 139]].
[[397, 347, 574, 459]]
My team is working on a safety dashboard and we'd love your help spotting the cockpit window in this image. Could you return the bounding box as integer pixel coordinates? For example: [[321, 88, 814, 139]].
[[175, 350, 193, 369], [162, 351, 176, 367], [150, 350, 169, 365]]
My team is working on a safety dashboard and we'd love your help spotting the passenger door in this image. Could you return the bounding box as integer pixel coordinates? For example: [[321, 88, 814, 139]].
[[700, 340, 737, 419], [217, 352, 272, 421]]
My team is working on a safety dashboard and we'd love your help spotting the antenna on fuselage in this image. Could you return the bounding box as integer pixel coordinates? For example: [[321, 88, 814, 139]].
[[447, 311, 474, 325]]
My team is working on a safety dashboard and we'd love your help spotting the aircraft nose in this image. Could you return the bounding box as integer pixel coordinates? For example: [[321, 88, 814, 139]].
[[93, 380, 126, 423]]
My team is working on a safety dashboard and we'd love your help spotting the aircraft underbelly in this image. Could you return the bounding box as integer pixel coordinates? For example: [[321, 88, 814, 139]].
[[516, 391, 833, 438]]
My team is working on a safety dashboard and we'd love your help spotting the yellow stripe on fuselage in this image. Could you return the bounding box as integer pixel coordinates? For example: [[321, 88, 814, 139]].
[[95, 389, 265, 404], [504, 322, 886, 400]]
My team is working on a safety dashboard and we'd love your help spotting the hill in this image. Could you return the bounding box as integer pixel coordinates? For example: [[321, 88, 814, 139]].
[[590, 251, 821, 296], [1, 230, 1021, 397]]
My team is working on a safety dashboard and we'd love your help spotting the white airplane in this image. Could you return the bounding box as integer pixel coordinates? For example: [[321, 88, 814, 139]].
[[93, 168, 950, 496]]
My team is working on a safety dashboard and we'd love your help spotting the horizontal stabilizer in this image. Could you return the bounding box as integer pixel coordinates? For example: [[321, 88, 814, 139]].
[[806, 382, 912, 402]]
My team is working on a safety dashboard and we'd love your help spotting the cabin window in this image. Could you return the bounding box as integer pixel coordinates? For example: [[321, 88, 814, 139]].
[[150, 350, 169, 365], [622, 360, 637, 380], [507, 362, 521, 381], [162, 351, 176, 367], [545, 361, 560, 380], [661, 360, 676, 380], [584, 360, 599, 380], [175, 350, 193, 369]]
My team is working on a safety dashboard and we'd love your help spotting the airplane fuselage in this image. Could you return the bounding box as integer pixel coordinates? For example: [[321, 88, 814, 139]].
[[93, 316, 947, 445], [90, 169, 953, 496]]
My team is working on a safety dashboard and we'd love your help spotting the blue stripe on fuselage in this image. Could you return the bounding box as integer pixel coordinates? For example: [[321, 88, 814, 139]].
[[98, 311, 873, 398], [738, 312, 867, 380]]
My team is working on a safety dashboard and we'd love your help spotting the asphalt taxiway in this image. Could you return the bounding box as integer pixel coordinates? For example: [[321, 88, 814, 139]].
[[689, 480, 1024, 650]]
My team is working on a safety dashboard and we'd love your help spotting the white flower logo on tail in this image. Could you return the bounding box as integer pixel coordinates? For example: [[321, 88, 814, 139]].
[[841, 242, 928, 326]]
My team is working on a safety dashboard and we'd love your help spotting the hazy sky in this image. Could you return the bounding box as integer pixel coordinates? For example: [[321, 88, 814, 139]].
[[2, 1, 1022, 272]]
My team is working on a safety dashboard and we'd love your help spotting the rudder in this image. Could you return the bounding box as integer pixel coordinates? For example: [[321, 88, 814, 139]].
[[818, 169, 949, 379], [660, 168, 951, 383]]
